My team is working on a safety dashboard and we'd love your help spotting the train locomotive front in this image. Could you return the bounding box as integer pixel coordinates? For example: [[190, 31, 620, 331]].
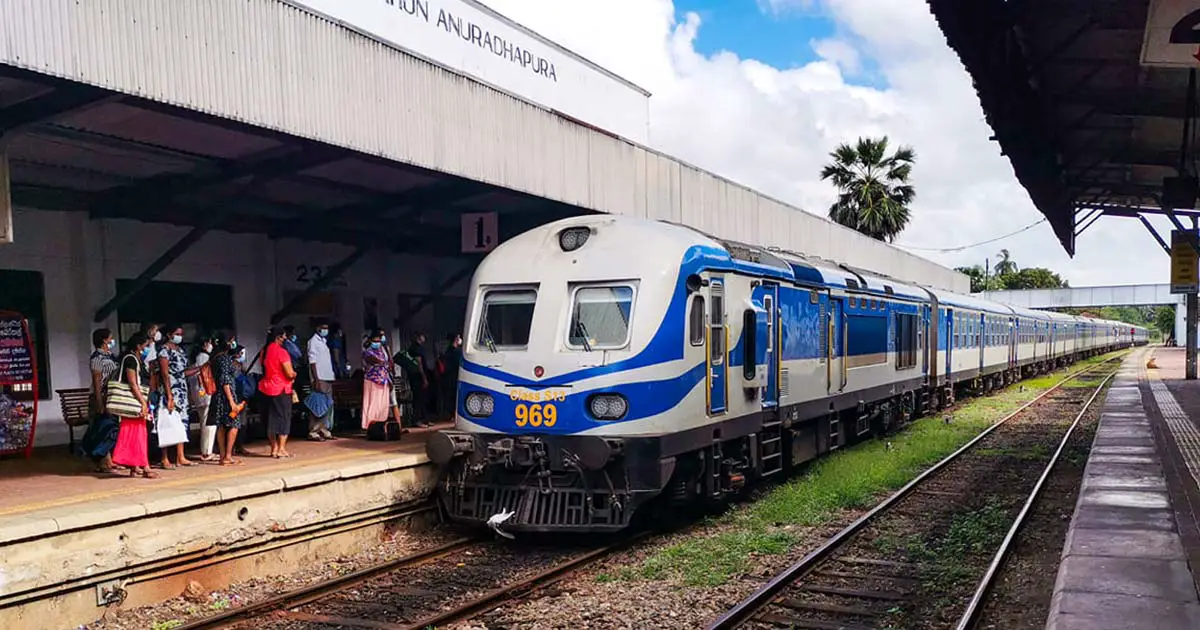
[[426, 216, 703, 533]]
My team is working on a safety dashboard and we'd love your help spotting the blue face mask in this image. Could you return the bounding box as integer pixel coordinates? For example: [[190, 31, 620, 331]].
[[381, 335, 387, 343], [107, 339, 115, 351], [142, 347, 153, 360], [370, 341, 382, 349], [230, 341, 238, 350], [318, 329, 329, 338], [290, 335, 297, 342]]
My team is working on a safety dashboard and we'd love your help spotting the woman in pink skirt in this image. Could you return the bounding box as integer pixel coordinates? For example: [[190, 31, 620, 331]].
[[111, 332, 159, 479], [361, 329, 392, 431]]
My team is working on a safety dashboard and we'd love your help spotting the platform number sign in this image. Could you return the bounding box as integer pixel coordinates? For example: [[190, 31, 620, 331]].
[[1142, 0, 1200, 67], [461, 212, 498, 253]]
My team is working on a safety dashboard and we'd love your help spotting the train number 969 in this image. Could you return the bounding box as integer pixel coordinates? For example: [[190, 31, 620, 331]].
[[515, 403, 557, 428]]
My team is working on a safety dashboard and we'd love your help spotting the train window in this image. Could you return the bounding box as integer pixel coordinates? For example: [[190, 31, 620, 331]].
[[743, 309, 757, 381], [895, 313, 918, 369], [710, 284, 726, 365], [689, 295, 705, 346], [568, 285, 635, 349], [849, 297, 857, 308], [478, 288, 537, 349]]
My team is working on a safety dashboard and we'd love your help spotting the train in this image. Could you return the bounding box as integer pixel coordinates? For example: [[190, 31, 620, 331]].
[[426, 215, 1148, 533]]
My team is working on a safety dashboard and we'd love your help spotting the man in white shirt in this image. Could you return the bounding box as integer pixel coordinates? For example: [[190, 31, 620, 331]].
[[307, 322, 336, 441]]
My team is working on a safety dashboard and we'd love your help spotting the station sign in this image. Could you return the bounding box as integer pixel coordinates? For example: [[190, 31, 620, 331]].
[[462, 212, 498, 253], [1142, 0, 1200, 68], [285, 0, 650, 144], [1171, 229, 1199, 293]]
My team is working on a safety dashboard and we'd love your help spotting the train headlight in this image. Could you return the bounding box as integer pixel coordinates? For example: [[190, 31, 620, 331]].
[[558, 227, 591, 252], [464, 392, 495, 418], [588, 393, 628, 420]]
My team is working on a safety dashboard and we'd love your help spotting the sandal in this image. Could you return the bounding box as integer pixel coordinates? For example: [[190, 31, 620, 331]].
[[178, 459, 197, 467], [140, 468, 160, 479]]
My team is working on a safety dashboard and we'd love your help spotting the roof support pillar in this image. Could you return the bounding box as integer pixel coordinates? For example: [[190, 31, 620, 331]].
[[92, 206, 234, 323], [271, 247, 371, 325]]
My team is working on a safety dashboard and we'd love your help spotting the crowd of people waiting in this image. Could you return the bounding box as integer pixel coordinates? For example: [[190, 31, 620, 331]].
[[80, 320, 463, 478]]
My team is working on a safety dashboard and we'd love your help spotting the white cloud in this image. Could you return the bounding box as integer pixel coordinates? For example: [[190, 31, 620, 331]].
[[482, 0, 1170, 288]]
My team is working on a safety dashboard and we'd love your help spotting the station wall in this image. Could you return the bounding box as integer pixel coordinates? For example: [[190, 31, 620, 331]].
[[0, 0, 969, 295], [0, 208, 471, 448]]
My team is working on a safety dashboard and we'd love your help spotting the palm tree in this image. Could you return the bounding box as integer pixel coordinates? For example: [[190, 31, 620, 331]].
[[993, 249, 1018, 277], [820, 137, 916, 242]]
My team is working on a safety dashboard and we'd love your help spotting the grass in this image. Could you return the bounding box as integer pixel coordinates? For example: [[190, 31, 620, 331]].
[[610, 351, 1125, 587]]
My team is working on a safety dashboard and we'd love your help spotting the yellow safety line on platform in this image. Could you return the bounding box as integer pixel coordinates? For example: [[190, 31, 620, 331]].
[[0, 448, 418, 518]]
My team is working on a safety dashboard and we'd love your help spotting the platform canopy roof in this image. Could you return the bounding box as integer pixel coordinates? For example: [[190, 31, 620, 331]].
[[927, 0, 1197, 256], [0, 65, 583, 258]]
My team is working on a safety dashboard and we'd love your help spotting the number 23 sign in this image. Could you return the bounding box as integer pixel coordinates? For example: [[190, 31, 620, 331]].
[[295, 264, 349, 288], [1143, 1, 1200, 67]]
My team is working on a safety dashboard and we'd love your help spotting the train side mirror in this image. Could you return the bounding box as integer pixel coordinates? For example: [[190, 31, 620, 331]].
[[686, 274, 708, 293]]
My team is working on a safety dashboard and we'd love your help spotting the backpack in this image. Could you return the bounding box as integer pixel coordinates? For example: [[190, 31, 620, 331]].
[[393, 350, 421, 375]]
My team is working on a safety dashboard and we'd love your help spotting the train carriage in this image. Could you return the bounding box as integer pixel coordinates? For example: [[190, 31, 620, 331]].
[[428, 215, 1147, 533]]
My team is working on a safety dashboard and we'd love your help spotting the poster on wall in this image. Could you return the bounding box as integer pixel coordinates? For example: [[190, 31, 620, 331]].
[[0, 312, 39, 458]]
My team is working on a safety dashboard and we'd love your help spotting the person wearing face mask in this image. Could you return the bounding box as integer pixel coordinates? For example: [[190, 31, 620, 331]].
[[190, 334, 218, 462], [83, 328, 122, 473], [305, 321, 336, 441], [208, 332, 247, 466], [155, 325, 196, 469], [111, 332, 159, 478], [259, 326, 298, 458], [361, 329, 392, 433]]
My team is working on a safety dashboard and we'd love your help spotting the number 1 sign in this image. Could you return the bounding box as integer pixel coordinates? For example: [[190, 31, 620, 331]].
[[461, 212, 499, 253]]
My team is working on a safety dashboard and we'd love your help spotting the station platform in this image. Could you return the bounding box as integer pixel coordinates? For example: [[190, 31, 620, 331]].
[[0, 424, 446, 629], [1046, 348, 1200, 630]]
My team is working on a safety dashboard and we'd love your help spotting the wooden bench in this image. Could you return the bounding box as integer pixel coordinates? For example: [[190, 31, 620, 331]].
[[55, 387, 92, 453]]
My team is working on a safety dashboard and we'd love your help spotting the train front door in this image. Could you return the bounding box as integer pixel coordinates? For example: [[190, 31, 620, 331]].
[[762, 284, 779, 407], [945, 308, 954, 379], [827, 295, 846, 394], [706, 276, 728, 415]]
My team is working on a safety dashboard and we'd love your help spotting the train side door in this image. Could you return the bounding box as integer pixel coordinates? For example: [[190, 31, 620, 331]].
[[827, 295, 846, 394], [920, 304, 930, 377], [1008, 318, 1017, 369], [978, 312, 985, 374], [945, 308, 954, 378], [706, 276, 728, 415], [762, 284, 779, 408]]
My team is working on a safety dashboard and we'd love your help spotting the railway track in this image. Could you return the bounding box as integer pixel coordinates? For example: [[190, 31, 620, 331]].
[[707, 355, 1124, 630], [178, 526, 647, 630]]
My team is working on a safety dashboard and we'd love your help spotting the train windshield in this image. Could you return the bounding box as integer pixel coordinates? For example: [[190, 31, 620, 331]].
[[478, 289, 537, 349], [568, 285, 634, 350]]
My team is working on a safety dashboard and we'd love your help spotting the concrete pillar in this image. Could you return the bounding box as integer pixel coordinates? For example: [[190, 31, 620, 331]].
[[1190, 294, 1199, 379]]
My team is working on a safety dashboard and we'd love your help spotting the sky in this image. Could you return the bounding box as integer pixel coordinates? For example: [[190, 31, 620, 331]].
[[479, 0, 1171, 288]]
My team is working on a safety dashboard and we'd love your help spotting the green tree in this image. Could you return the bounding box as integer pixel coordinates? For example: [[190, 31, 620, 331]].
[[1001, 267, 1069, 290], [820, 136, 916, 243], [956, 265, 1001, 293], [1155, 306, 1176, 338], [993, 249, 1018, 277]]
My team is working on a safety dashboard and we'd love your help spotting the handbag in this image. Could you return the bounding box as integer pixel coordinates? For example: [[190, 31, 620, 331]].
[[199, 362, 216, 396], [105, 355, 144, 418]]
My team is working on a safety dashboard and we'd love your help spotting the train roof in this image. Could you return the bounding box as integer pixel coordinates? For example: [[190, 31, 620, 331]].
[[764, 247, 928, 300]]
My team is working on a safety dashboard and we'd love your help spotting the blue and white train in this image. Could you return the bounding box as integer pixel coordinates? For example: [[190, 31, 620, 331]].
[[426, 215, 1148, 533]]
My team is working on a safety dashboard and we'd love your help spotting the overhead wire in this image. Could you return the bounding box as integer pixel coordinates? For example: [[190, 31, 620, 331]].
[[895, 218, 1048, 253]]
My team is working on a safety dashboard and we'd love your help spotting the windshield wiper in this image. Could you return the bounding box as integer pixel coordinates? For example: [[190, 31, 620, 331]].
[[480, 309, 498, 353], [575, 320, 593, 352]]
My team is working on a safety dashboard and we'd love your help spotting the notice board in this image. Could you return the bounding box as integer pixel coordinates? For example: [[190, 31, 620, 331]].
[[0, 312, 39, 457]]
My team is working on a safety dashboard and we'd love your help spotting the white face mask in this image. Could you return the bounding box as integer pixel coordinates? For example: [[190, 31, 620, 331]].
[[171, 334, 183, 345], [203, 343, 213, 353], [153, 331, 162, 342]]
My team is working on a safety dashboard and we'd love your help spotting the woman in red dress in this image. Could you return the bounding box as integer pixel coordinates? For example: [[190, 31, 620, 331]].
[[111, 332, 159, 479]]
